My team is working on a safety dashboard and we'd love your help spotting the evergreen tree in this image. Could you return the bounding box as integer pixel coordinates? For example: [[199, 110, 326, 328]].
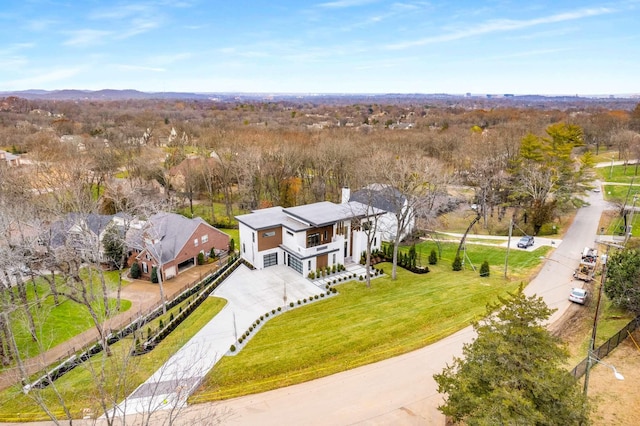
[[130, 261, 141, 279], [429, 249, 438, 265], [434, 286, 590, 425], [452, 255, 462, 271], [479, 260, 490, 277]]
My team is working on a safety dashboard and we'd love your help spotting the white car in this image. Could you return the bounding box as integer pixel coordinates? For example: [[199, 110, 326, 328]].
[[569, 288, 588, 305]]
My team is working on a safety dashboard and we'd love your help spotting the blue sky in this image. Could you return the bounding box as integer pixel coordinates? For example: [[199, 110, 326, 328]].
[[1, 0, 638, 95]]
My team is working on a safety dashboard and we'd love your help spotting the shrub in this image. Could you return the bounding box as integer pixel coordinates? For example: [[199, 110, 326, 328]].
[[159, 319, 164, 329], [130, 262, 141, 279], [303, 298, 307, 303], [480, 260, 490, 277], [272, 309, 276, 314], [331, 288, 337, 293], [151, 266, 159, 283], [298, 300, 301, 305], [197, 252, 205, 265], [260, 315, 264, 320], [228, 238, 235, 253], [320, 293, 325, 298], [210, 247, 216, 259], [333, 279, 337, 284], [290, 302, 294, 307], [249, 326, 253, 332], [147, 327, 152, 339], [309, 271, 316, 279], [359, 275, 364, 281], [314, 295, 319, 299], [265, 312, 269, 317], [332, 264, 336, 273], [169, 313, 174, 322], [429, 249, 438, 265], [230, 344, 236, 352], [277, 307, 282, 312], [452, 255, 463, 271]]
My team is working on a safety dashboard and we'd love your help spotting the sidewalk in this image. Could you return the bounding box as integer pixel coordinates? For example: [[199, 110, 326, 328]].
[[0, 263, 221, 393]]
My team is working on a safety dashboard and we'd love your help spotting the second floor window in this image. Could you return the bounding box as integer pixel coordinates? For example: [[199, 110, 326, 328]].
[[307, 233, 320, 247]]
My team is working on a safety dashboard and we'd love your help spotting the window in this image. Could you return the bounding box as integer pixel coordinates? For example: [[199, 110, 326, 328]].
[[142, 262, 148, 273], [307, 233, 320, 247], [243, 243, 246, 253], [336, 221, 345, 235], [308, 260, 311, 269], [194, 238, 199, 247], [323, 230, 328, 241], [263, 231, 276, 237], [333, 254, 336, 264], [286, 230, 294, 236], [252, 233, 255, 242], [201, 234, 209, 243]]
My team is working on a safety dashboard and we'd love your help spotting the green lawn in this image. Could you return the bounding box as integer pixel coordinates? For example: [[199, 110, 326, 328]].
[[191, 243, 547, 402], [6, 270, 131, 363], [177, 202, 246, 228], [0, 297, 227, 422], [595, 162, 640, 183]]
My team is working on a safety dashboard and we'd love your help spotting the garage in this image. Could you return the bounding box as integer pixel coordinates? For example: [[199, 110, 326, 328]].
[[263, 252, 278, 267]]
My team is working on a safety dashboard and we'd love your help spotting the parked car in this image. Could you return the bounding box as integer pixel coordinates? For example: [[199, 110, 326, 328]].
[[569, 288, 588, 305], [517, 235, 534, 248]]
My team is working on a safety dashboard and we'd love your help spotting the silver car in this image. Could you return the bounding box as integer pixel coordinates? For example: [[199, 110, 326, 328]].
[[569, 288, 588, 305]]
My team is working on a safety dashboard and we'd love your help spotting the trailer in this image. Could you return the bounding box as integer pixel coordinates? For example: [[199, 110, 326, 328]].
[[574, 247, 598, 282]]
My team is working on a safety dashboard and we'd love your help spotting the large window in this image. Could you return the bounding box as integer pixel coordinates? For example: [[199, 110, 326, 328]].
[[307, 233, 320, 247], [201, 234, 209, 243]]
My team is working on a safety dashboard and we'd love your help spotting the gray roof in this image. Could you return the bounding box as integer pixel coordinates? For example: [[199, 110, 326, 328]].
[[350, 184, 406, 215], [237, 201, 384, 231], [50, 213, 114, 247], [141, 212, 209, 264]]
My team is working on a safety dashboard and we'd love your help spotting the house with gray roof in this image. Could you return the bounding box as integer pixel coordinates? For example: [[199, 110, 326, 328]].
[[129, 212, 229, 281], [236, 201, 384, 277], [345, 184, 416, 242]]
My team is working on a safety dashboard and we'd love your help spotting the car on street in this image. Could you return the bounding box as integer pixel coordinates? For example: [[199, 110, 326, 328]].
[[517, 235, 534, 248], [569, 288, 588, 305]]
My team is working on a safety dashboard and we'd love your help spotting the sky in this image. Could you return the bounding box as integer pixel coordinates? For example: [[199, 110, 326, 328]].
[[0, 0, 639, 95]]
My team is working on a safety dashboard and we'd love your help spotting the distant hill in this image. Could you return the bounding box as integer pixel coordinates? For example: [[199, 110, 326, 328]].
[[0, 89, 638, 109]]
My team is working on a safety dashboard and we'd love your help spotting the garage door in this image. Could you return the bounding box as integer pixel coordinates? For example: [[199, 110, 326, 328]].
[[263, 252, 278, 267]]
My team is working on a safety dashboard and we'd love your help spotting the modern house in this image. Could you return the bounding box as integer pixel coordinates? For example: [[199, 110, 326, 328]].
[[236, 201, 384, 277], [345, 184, 416, 242], [128, 212, 230, 281]]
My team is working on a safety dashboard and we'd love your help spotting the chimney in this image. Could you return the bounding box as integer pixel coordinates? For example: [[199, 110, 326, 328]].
[[341, 187, 351, 204]]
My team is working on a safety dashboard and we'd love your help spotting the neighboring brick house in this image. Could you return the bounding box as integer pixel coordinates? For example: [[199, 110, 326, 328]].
[[236, 201, 384, 277], [128, 212, 229, 281], [49, 213, 117, 264]]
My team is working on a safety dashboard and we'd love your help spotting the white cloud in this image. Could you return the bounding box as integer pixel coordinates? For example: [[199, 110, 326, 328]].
[[385, 7, 614, 50], [63, 29, 112, 47], [115, 64, 165, 72], [318, 0, 380, 8], [5, 67, 85, 89]]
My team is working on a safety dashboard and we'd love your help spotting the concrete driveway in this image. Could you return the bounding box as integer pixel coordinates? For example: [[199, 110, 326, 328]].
[[112, 265, 325, 417]]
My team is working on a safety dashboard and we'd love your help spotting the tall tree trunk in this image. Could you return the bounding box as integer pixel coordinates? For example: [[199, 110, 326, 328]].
[[15, 276, 37, 342]]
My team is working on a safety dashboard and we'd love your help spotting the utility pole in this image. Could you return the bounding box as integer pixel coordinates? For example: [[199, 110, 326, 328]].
[[583, 241, 624, 395], [504, 218, 513, 278]]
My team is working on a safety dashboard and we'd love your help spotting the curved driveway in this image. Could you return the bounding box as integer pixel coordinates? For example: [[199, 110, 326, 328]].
[[196, 189, 610, 426]]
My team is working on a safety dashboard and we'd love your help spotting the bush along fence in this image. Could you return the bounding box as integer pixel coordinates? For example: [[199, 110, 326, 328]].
[[570, 315, 640, 379], [23, 254, 241, 392], [132, 255, 245, 355], [228, 287, 338, 356]]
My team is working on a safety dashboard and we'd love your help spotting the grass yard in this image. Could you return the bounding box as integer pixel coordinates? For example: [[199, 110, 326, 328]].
[[176, 202, 246, 228], [0, 297, 227, 423], [6, 270, 132, 362], [191, 243, 548, 402], [594, 162, 640, 184]]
